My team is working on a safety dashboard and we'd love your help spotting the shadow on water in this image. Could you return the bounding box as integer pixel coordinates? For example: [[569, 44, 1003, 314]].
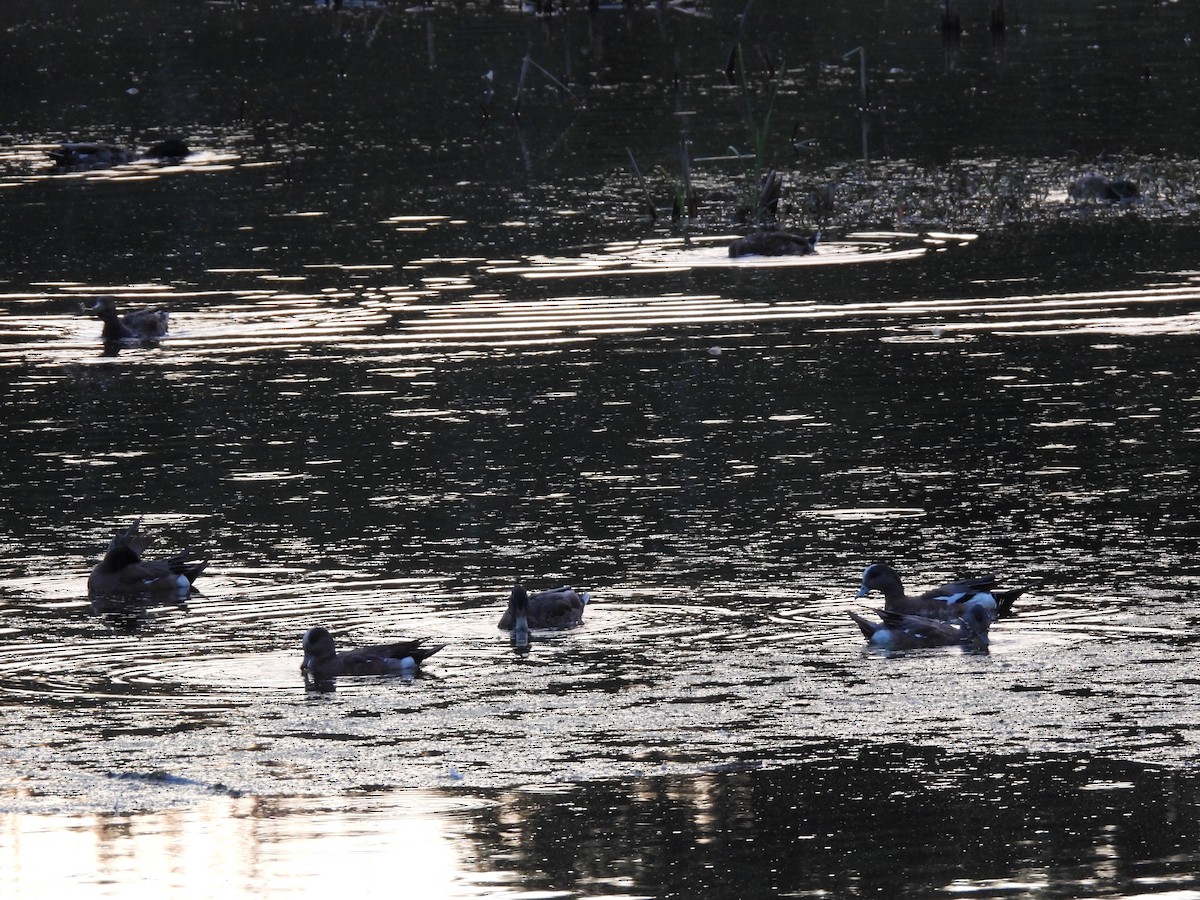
[[4, 0, 1200, 896]]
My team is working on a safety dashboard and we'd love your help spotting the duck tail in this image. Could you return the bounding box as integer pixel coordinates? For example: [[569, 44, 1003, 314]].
[[182, 561, 209, 585], [103, 518, 151, 563], [414, 642, 446, 663], [168, 550, 208, 585], [993, 586, 1028, 616], [847, 610, 877, 640]]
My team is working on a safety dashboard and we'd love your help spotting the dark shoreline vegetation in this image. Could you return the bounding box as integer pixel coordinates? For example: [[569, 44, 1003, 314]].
[[2, 0, 1198, 246]]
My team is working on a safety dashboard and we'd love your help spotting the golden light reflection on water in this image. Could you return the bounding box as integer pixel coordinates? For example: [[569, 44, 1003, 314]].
[[4, 258, 1200, 367], [484, 232, 943, 279], [0, 794, 488, 900]]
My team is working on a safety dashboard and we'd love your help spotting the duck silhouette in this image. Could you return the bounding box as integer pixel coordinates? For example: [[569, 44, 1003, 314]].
[[854, 562, 1027, 622], [49, 139, 190, 171], [88, 518, 207, 601], [300, 626, 443, 679], [498, 585, 589, 633], [729, 229, 819, 258], [849, 605, 992, 650], [1068, 173, 1140, 203], [84, 296, 170, 342]]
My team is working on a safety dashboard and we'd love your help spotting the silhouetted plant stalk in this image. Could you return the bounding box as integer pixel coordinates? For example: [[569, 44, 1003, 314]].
[[674, 138, 698, 223], [513, 52, 576, 117], [729, 37, 781, 224], [514, 52, 531, 115], [991, 0, 1007, 34], [842, 45, 868, 107], [724, 0, 755, 85], [841, 45, 870, 162], [626, 148, 658, 222], [942, 0, 962, 35]]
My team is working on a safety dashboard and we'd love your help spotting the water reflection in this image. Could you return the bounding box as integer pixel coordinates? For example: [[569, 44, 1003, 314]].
[[90, 594, 190, 634], [0, 793, 488, 900], [5, 750, 1200, 899]]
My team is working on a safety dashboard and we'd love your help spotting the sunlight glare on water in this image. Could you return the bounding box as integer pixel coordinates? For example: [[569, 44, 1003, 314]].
[[3, 794, 492, 900]]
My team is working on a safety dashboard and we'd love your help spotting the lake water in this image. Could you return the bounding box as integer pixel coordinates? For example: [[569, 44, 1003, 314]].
[[3, 1, 1200, 897]]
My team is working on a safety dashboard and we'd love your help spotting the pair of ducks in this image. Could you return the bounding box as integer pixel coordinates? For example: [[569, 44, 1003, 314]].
[[301, 584, 588, 677], [49, 138, 190, 171], [850, 562, 1027, 651], [87, 521, 587, 680]]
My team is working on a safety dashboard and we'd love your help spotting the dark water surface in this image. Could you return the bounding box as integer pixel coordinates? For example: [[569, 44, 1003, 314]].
[[3, 1, 1200, 897]]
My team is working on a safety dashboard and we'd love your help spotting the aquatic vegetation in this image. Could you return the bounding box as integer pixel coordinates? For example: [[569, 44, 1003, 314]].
[[620, 154, 1200, 237]]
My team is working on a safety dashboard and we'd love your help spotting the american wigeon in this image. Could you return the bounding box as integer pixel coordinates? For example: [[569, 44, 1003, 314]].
[[498, 585, 588, 633], [506, 586, 532, 648], [855, 562, 1026, 622], [84, 296, 170, 342], [1068, 173, 1140, 203], [49, 142, 134, 170], [300, 626, 443, 678], [729, 228, 819, 258], [849, 605, 992, 650], [88, 518, 207, 600], [48, 139, 191, 171]]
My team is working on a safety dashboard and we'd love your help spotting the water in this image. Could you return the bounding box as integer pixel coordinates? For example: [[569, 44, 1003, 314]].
[[3, 1, 1200, 897]]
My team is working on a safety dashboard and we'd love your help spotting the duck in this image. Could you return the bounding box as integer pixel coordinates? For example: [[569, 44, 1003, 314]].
[[506, 586, 532, 648], [84, 295, 170, 342], [1068, 173, 1140, 203], [48, 138, 191, 171], [88, 518, 207, 600], [143, 138, 191, 160], [498, 584, 588, 633], [849, 605, 992, 650], [729, 228, 819, 258], [300, 626, 444, 678], [48, 142, 134, 170], [854, 562, 1026, 622]]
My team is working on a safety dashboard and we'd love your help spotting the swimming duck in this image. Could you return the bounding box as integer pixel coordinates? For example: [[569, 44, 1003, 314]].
[[48, 139, 191, 171], [144, 138, 191, 160], [498, 584, 588, 632], [48, 142, 134, 170], [88, 518, 207, 600], [849, 605, 992, 650], [506, 586, 532, 648], [1068, 173, 1140, 203], [855, 562, 1026, 622], [300, 626, 443, 678], [84, 296, 170, 342], [729, 228, 819, 258]]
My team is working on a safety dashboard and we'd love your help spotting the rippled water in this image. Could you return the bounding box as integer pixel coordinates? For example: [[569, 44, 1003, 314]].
[[4, 0, 1200, 897]]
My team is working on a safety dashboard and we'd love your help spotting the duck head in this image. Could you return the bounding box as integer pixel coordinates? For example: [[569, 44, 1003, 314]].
[[856, 563, 902, 599], [507, 585, 531, 648], [301, 626, 338, 670], [957, 603, 993, 647]]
